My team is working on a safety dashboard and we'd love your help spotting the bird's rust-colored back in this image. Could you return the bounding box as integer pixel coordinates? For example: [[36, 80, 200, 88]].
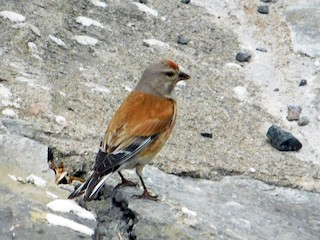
[[103, 90, 176, 152]]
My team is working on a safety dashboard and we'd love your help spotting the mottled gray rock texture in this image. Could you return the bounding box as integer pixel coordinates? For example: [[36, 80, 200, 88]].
[[1, 0, 320, 239]]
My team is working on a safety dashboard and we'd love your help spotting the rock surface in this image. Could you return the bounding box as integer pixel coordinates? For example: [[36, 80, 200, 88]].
[[1, 0, 320, 239]]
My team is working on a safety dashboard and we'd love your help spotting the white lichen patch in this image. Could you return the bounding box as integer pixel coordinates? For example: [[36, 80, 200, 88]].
[[46, 213, 94, 236], [49, 35, 67, 48], [82, 82, 111, 94], [0, 11, 26, 22], [143, 39, 169, 48], [47, 199, 96, 220], [2, 108, 18, 118], [132, 2, 158, 17], [90, 0, 107, 8], [75, 16, 104, 28], [26, 174, 47, 187], [73, 35, 99, 45]]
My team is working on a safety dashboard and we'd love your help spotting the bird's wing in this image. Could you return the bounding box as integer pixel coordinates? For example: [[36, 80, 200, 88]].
[[96, 91, 176, 175]]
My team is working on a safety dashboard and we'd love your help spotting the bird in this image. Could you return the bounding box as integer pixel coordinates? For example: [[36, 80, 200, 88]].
[[68, 59, 190, 201]]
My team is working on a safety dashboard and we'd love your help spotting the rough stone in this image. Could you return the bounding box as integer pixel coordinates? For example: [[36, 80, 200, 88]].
[[299, 79, 307, 86], [236, 51, 252, 62], [258, 5, 269, 14], [266, 125, 302, 151], [177, 35, 189, 45], [298, 116, 309, 126], [201, 132, 213, 138], [287, 105, 302, 121], [92, 166, 320, 240]]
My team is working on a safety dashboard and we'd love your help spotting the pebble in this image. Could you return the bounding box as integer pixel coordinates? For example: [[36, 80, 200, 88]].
[[236, 51, 251, 62], [298, 116, 309, 126], [260, 0, 272, 2], [286, 105, 302, 121], [266, 125, 302, 151], [139, 0, 147, 4], [55, 115, 68, 127], [201, 132, 213, 138], [181, 0, 191, 3], [299, 79, 307, 86], [233, 86, 250, 102], [256, 47, 268, 52], [177, 35, 189, 45], [258, 5, 269, 14]]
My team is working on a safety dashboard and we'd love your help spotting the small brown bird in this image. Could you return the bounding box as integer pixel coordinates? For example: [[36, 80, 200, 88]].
[[68, 59, 190, 201]]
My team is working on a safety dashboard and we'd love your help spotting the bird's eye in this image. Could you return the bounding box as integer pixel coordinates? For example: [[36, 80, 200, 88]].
[[166, 72, 174, 77]]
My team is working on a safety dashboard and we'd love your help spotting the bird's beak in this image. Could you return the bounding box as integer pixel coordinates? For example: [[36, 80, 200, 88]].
[[178, 70, 190, 81]]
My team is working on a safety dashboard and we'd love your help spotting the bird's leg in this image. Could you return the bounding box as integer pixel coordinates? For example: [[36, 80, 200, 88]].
[[115, 171, 137, 188], [135, 175, 158, 201]]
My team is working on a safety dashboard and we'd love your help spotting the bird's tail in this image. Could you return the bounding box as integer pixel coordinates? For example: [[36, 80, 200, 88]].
[[68, 173, 111, 201]]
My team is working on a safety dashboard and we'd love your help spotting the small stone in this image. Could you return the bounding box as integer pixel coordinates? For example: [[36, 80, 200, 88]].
[[201, 132, 213, 138], [181, 0, 191, 3], [233, 86, 250, 102], [55, 115, 68, 127], [236, 51, 251, 62], [260, 0, 272, 2], [177, 36, 189, 45], [274, 88, 279, 92], [139, 0, 147, 4], [286, 105, 302, 121], [256, 47, 267, 52], [258, 5, 269, 14], [299, 79, 307, 86], [266, 125, 302, 151], [298, 116, 309, 126]]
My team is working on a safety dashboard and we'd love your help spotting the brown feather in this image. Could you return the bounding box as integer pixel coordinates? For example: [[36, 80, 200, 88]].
[[102, 91, 176, 152]]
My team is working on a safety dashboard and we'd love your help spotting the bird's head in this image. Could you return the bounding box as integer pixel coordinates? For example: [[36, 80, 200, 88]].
[[135, 59, 190, 99]]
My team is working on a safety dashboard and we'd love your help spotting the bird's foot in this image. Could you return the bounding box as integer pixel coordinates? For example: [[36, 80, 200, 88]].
[[134, 190, 158, 201]]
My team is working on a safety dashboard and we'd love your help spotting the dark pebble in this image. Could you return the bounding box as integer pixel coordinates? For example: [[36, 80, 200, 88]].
[[256, 47, 268, 52], [299, 79, 307, 86], [274, 88, 279, 92], [266, 125, 302, 151], [201, 132, 213, 138], [258, 5, 269, 14], [181, 0, 191, 3], [177, 36, 189, 45], [260, 0, 272, 2], [236, 52, 251, 62], [139, 0, 147, 4]]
